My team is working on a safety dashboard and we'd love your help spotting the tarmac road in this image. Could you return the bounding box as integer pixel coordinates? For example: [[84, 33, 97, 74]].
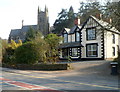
[[1, 60, 119, 92]]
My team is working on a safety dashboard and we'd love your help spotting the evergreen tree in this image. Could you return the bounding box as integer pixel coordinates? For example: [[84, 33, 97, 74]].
[[53, 6, 76, 34]]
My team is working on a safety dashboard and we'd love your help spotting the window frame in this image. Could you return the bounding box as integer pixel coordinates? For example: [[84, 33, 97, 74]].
[[63, 33, 68, 43], [86, 43, 98, 57], [75, 31, 80, 42], [112, 47, 115, 56], [112, 34, 115, 44], [86, 27, 96, 40]]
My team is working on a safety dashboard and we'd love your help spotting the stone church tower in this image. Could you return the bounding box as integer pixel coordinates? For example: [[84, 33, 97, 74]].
[[37, 6, 49, 36]]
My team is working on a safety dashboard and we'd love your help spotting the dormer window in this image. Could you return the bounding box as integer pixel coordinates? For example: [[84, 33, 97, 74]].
[[86, 28, 96, 40], [76, 32, 80, 42], [64, 34, 68, 43]]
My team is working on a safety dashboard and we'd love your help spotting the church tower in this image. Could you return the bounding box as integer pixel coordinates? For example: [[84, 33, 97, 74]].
[[37, 6, 49, 36]]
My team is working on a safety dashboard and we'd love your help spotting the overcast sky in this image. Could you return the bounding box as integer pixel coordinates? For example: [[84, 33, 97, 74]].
[[0, 0, 113, 39]]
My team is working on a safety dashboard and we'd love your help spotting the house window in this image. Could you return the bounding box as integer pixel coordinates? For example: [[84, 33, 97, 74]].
[[86, 44, 98, 57], [76, 32, 80, 42], [113, 47, 115, 56], [117, 45, 119, 54], [86, 28, 96, 40], [72, 48, 78, 57], [64, 34, 68, 43], [112, 34, 115, 44], [71, 34, 75, 42]]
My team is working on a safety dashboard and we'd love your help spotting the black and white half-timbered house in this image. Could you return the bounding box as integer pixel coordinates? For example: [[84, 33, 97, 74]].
[[59, 15, 120, 60]]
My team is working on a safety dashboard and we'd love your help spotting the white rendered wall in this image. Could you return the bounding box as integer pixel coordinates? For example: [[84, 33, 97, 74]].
[[104, 31, 120, 59]]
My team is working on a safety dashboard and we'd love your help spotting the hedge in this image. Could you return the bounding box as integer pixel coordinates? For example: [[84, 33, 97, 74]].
[[2, 63, 72, 70]]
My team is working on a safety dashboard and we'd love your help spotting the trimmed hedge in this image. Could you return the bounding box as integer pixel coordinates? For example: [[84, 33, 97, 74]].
[[2, 63, 71, 70]]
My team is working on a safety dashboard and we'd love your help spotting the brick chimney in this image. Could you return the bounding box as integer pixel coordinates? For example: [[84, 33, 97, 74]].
[[109, 18, 112, 24], [96, 13, 102, 20], [74, 17, 80, 26]]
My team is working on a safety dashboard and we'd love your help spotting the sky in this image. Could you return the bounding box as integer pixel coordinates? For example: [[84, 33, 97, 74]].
[[0, 0, 114, 39]]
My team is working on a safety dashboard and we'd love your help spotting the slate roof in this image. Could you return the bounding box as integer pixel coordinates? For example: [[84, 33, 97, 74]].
[[60, 25, 81, 36], [90, 15, 120, 34], [69, 26, 81, 34], [9, 25, 37, 42], [21, 25, 37, 32], [59, 42, 83, 48], [10, 29, 21, 37]]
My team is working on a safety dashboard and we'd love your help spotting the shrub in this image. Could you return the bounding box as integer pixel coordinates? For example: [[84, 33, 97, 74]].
[[14, 42, 41, 64], [45, 34, 62, 63], [2, 47, 15, 64], [2, 40, 22, 64]]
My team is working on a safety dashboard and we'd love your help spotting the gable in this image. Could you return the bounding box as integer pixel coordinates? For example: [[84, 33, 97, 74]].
[[83, 17, 99, 29]]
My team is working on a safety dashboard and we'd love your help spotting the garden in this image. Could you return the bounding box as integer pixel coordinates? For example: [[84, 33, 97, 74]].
[[1, 28, 71, 70]]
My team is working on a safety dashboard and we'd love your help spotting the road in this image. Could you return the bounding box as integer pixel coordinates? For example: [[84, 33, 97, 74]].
[[1, 61, 119, 92]]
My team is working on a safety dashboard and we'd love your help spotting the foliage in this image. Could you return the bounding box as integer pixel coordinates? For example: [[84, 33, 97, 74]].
[[15, 32, 48, 64], [53, 6, 77, 34], [103, 1, 120, 31], [45, 34, 62, 63], [25, 27, 38, 42], [14, 42, 40, 64], [78, 2, 102, 24], [31, 32, 49, 63], [2, 39, 22, 64]]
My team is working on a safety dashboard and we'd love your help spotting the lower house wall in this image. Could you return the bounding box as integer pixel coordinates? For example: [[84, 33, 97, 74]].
[[104, 31, 119, 59]]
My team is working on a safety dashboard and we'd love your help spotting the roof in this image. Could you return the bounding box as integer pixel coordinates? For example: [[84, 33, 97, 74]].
[[60, 25, 81, 35], [69, 26, 81, 34], [90, 15, 120, 34], [59, 42, 83, 48], [10, 29, 21, 37], [64, 28, 70, 34], [21, 25, 37, 32]]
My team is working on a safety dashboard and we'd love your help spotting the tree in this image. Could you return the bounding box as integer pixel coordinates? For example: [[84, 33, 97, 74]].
[[78, 2, 102, 24], [25, 27, 38, 42], [45, 34, 62, 63], [103, 1, 120, 31], [53, 6, 77, 34]]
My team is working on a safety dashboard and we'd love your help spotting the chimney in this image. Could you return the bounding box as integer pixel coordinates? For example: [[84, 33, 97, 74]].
[[74, 17, 80, 26], [22, 20, 24, 27], [109, 18, 112, 24], [96, 13, 102, 20]]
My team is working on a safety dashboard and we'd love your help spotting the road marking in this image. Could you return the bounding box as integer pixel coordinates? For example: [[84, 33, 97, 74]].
[[1, 77, 63, 92], [4, 72, 119, 90]]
